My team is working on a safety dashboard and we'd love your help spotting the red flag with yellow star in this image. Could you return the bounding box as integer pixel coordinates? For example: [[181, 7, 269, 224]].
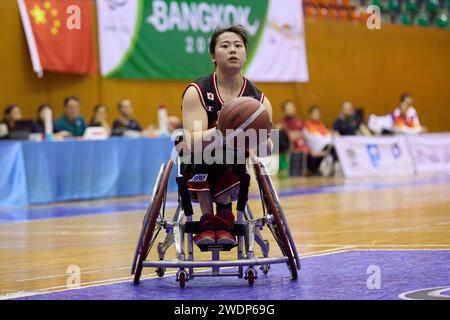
[[18, 0, 96, 76]]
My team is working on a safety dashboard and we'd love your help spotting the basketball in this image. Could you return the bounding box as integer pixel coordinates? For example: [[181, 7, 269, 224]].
[[217, 97, 271, 150]]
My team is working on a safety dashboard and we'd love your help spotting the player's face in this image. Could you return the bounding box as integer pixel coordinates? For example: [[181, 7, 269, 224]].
[[212, 32, 246, 70]]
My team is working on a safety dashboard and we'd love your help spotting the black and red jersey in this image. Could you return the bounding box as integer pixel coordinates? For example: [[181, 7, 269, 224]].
[[182, 73, 265, 129]]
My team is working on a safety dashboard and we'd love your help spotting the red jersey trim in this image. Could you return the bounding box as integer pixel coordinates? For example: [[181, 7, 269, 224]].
[[213, 73, 247, 105], [260, 93, 265, 103]]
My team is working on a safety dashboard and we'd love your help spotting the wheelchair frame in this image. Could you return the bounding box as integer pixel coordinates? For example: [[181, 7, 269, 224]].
[[131, 155, 300, 288]]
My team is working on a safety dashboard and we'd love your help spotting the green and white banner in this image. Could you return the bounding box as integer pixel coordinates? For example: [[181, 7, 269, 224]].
[[97, 0, 309, 82]]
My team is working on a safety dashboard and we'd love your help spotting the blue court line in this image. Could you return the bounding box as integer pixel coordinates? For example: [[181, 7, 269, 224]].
[[14, 250, 450, 300], [1, 174, 450, 224]]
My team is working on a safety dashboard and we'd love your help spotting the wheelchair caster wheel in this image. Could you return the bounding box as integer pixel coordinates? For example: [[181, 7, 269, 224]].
[[260, 264, 270, 275], [176, 269, 188, 288], [245, 267, 257, 286], [247, 270, 255, 286], [155, 267, 165, 277]]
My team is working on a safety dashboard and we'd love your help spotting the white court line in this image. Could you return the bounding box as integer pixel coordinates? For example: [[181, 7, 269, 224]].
[[15, 265, 132, 282], [300, 246, 355, 257]]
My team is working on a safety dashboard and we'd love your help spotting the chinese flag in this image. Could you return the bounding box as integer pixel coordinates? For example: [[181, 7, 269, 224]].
[[18, 0, 96, 76]]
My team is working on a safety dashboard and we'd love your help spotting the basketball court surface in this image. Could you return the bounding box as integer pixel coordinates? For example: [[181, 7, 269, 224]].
[[1, 173, 449, 300]]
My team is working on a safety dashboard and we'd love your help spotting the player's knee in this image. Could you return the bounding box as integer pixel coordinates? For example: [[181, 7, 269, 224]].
[[215, 192, 231, 205]]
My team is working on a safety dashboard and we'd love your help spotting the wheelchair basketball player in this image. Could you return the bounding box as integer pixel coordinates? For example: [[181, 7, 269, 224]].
[[181, 25, 274, 247]]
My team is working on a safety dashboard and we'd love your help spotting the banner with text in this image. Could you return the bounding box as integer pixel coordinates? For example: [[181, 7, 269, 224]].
[[407, 133, 450, 174], [335, 136, 415, 178], [97, 0, 309, 82]]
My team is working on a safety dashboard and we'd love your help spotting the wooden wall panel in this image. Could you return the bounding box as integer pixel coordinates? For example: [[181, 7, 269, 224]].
[[1, 1, 449, 131]]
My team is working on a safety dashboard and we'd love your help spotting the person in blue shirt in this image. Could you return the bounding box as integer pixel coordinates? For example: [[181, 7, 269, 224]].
[[55, 96, 86, 137], [112, 99, 142, 136]]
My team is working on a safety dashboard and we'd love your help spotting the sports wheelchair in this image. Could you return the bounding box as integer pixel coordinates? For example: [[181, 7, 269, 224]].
[[131, 153, 300, 288]]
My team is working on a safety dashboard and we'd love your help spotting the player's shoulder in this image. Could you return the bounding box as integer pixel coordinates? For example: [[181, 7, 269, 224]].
[[182, 73, 213, 99], [245, 77, 261, 92], [244, 77, 264, 102], [193, 73, 213, 86]]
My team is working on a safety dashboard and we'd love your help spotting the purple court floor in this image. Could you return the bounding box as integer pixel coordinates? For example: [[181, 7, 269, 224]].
[[16, 250, 450, 300]]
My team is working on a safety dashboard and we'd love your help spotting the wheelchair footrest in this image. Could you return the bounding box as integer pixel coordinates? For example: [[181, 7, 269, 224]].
[[197, 244, 237, 252], [184, 222, 245, 236]]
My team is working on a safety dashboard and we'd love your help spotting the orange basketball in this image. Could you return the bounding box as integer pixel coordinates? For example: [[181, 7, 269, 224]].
[[218, 97, 271, 150]]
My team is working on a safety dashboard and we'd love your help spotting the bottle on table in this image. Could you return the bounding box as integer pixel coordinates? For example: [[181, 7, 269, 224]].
[[158, 104, 169, 136]]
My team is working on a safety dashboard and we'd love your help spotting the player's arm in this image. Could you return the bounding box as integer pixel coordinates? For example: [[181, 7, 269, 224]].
[[261, 96, 274, 155], [182, 86, 220, 151], [262, 96, 273, 121]]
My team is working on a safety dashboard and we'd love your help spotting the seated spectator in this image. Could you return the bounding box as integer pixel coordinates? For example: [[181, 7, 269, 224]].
[[279, 101, 310, 176], [303, 105, 338, 176], [89, 104, 111, 136], [112, 99, 142, 136], [333, 100, 372, 136], [280, 101, 310, 153], [392, 93, 426, 134], [32, 104, 55, 134], [0, 104, 22, 139], [55, 96, 86, 137]]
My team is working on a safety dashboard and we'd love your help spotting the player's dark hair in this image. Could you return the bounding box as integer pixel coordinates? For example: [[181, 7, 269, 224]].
[[209, 25, 248, 56]]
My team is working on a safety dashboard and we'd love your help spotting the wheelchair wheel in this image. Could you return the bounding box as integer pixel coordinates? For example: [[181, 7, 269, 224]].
[[131, 164, 164, 276], [132, 160, 173, 285], [247, 269, 255, 286], [178, 271, 186, 288], [262, 172, 301, 271], [253, 163, 298, 280], [156, 267, 165, 277]]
